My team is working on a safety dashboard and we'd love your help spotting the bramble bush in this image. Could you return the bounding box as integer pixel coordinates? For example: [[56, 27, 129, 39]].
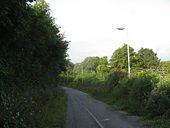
[[146, 86, 170, 117], [0, 87, 66, 128]]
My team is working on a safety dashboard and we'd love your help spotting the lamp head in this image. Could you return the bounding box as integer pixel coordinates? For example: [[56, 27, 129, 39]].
[[117, 27, 125, 30]]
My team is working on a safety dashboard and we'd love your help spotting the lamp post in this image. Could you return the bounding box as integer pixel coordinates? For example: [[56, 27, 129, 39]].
[[81, 65, 84, 85], [117, 27, 131, 79]]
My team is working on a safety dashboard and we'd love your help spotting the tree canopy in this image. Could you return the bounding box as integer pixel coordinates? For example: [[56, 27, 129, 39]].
[[110, 44, 136, 71], [81, 57, 100, 72], [136, 48, 160, 69], [0, 0, 68, 90], [109, 45, 160, 71], [96, 56, 109, 80]]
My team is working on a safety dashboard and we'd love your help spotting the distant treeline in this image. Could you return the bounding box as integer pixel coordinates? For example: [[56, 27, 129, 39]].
[[62, 44, 162, 85]]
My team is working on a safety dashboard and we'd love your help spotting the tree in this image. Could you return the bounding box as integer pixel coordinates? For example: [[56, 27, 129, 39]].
[[81, 57, 100, 72], [96, 56, 109, 80], [0, 0, 69, 127], [65, 60, 74, 80], [110, 44, 136, 71], [136, 48, 160, 69], [73, 63, 82, 75]]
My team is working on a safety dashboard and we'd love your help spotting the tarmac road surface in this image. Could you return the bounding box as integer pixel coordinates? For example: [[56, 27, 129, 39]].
[[63, 87, 143, 128]]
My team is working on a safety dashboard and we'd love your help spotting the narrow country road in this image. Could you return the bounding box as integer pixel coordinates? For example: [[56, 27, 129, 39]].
[[63, 87, 143, 128]]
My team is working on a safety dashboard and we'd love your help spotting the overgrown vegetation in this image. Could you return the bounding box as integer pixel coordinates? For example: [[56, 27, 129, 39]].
[[63, 44, 170, 128], [0, 0, 68, 127]]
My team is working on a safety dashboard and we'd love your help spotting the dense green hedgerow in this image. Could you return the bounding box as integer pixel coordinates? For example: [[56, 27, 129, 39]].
[[0, 0, 68, 127]]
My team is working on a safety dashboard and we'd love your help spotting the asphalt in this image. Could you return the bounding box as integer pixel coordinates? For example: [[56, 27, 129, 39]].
[[63, 87, 143, 128]]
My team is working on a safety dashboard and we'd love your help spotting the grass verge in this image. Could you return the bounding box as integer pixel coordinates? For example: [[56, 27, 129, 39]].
[[144, 116, 170, 128], [32, 90, 67, 128]]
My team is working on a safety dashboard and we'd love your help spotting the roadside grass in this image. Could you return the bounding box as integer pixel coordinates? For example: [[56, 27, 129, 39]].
[[144, 116, 170, 128], [31, 88, 67, 128], [40, 95, 67, 128], [0, 87, 67, 128]]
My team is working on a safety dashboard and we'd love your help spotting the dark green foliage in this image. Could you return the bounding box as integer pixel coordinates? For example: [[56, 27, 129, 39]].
[[146, 86, 170, 117], [136, 48, 160, 69], [106, 70, 127, 88], [59, 60, 75, 86], [145, 116, 170, 128], [0, 0, 68, 90], [111, 71, 159, 114], [104, 70, 159, 114], [0, 0, 68, 127], [82, 73, 104, 86]]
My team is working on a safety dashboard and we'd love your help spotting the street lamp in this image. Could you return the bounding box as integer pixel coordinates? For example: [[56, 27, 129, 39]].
[[117, 27, 131, 79], [81, 65, 84, 85]]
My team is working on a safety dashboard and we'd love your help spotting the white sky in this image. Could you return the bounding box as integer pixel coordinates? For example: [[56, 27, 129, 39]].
[[46, 0, 170, 63]]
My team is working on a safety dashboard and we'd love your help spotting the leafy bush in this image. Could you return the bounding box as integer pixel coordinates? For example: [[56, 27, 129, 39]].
[[107, 70, 127, 88], [112, 71, 159, 114], [138, 70, 159, 85], [0, 87, 66, 128], [0, 91, 33, 128], [126, 78, 153, 114], [146, 86, 170, 117]]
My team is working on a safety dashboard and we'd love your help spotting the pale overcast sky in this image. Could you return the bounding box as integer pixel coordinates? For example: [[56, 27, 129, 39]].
[[46, 0, 170, 63]]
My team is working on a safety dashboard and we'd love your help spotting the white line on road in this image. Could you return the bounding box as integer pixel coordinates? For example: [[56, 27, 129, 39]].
[[76, 98, 105, 128], [83, 106, 105, 128]]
